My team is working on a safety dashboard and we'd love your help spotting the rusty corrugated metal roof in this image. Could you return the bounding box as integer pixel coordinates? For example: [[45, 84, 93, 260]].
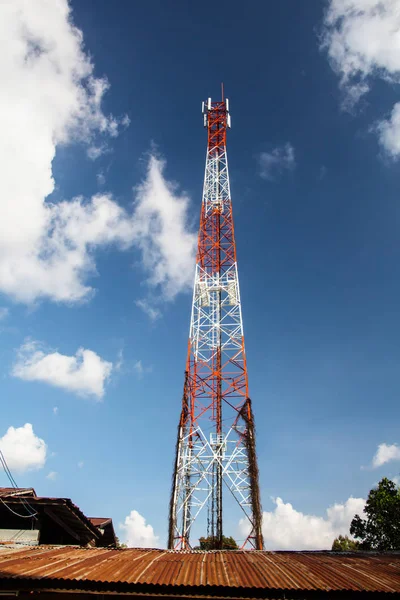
[[88, 517, 112, 527], [0, 546, 400, 596]]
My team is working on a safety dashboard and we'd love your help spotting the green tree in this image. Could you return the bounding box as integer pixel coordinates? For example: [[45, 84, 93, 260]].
[[195, 535, 239, 550], [331, 534, 360, 552], [350, 477, 400, 551]]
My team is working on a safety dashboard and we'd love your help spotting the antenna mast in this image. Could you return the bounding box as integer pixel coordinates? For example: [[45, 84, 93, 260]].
[[168, 95, 264, 550]]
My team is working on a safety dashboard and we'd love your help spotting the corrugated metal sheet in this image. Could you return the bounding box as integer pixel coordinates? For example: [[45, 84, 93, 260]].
[[89, 517, 112, 527], [0, 546, 400, 595]]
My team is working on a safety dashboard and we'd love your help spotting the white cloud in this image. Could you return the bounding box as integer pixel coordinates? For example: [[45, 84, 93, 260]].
[[53, 406, 58, 415], [0, 2, 194, 306], [134, 360, 144, 376], [120, 510, 159, 548], [0, 0, 133, 304], [0, 423, 47, 473], [136, 298, 161, 321], [115, 349, 124, 372], [12, 340, 112, 399], [259, 143, 295, 180], [321, 0, 400, 155], [46, 471, 57, 481], [0, 307, 9, 321], [87, 144, 108, 161], [133, 359, 152, 377], [78, 461, 84, 469], [376, 102, 400, 157], [131, 156, 196, 299], [96, 172, 106, 186], [240, 496, 365, 550], [121, 115, 131, 128], [372, 443, 400, 468]]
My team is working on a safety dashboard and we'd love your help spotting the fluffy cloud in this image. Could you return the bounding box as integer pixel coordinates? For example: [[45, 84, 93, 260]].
[[131, 156, 196, 300], [0, 1, 195, 306], [240, 496, 365, 550], [0, 0, 130, 303], [0, 307, 9, 321], [372, 443, 400, 468], [12, 340, 112, 399], [120, 510, 159, 548], [46, 471, 58, 481], [321, 0, 400, 155], [259, 143, 295, 180], [376, 103, 400, 157], [0, 423, 47, 473]]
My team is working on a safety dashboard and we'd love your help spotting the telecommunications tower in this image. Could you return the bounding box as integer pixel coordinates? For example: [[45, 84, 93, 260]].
[[168, 94, 264, 550]]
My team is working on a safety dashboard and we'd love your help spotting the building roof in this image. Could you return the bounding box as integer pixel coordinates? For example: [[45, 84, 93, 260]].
[[0, 494, 101, 544], [0, 546, 400, 597], [0, 489, 116, 547], [88, 517, 117, 546], [0, 487, 36, 497], [88, 517, 112, 527]]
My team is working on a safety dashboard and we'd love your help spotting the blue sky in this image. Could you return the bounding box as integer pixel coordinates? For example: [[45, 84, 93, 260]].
[[1, 0, 400, 549]]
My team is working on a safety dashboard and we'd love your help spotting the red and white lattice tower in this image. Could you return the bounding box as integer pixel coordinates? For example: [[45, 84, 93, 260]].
[[168, 94, 264, 551]]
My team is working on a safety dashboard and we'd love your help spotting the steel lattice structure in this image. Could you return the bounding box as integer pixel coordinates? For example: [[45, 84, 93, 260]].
[[168, 95, 263, 551]]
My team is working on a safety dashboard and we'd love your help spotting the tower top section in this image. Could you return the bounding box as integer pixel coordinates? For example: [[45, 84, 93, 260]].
[[202, 97, 231, 150]]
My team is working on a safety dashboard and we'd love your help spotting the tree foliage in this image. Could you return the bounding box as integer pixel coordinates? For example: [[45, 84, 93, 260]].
[[331, 534, 359, 552], [115, 536, 127, 549], [350, 477, 400, 551], [195, 535, 239, 550]]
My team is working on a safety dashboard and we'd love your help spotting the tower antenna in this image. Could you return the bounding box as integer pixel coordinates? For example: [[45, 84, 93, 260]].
[[168, 96, 264, 550]]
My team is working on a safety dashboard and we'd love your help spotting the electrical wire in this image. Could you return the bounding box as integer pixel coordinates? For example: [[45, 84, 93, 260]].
[[0, 453, 37, 517], [0, 449, 37, 518], [0, 473, 37, 518], [0, 451, 20, 489], [0, 497, 37, 519]]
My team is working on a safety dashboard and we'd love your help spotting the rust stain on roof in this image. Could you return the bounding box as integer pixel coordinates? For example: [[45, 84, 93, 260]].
[[0, 546, 400, 594]]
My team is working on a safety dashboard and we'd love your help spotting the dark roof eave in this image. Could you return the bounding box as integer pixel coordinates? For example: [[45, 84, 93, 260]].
[[0, 496, 100, 540]]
